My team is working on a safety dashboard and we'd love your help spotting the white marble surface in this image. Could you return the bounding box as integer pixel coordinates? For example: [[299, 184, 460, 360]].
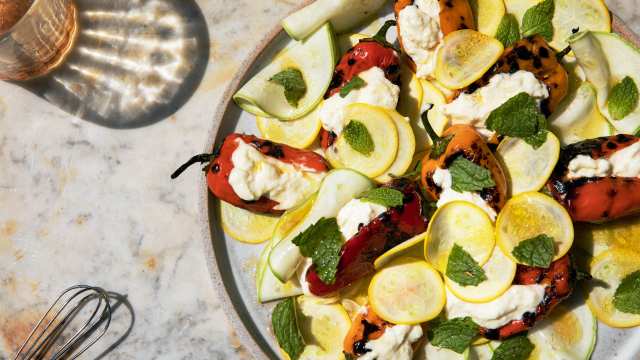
[[0, 0, 637, 359]]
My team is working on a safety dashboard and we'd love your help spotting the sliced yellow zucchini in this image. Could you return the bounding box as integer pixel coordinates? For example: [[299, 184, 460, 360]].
[[369, 257, 446, 324], [329, 103, 399, 178], [296, 296, 351, 360], [574, 215, 640, 257], [496, 133, 560, 196], [587, 248, 640, 328], [426, 201, 496, 273], [375, 110, 416, 183], [256, 106, 322, 149], [233, 24, 337, 120], [446, 247, 517, 303], [551, 0, 611, 51], [374, 232, 426, 270], [528, 302, 597, 360], [468, 0, 506, 36], [397, 60, 424, 132], [496, 192, 574, 264], [220, 201, 279, 244], [435, 30, 504, 90]]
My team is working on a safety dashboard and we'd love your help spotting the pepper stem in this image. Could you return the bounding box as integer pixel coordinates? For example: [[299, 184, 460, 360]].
[[421, 104, 440, 143], [171, 153, 214, 179], [372, 20, 397, 46], [556, 45, 572, 61]]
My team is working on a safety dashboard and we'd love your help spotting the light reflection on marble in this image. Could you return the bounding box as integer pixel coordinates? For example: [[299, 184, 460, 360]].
[[0, 0, 636, 359]]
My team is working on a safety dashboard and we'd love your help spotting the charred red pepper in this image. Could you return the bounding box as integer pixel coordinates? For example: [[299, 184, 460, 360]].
[[546, 134, 640, 222], [343, 305, 392, 357], [319, 20, 401, 149], [171, 133, 329, 215], [305, 180, 429, 296], [480, 255, 576, 340]]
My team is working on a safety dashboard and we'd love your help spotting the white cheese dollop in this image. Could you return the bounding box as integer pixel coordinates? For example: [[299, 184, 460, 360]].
[[432, 167, 497, 221], [567, 141, 640, 179], [318, 67, 400, 135], [398, 0, 443, 78], [359, 324, 423, 360], [337, 198, 388, 240], [228, 139, 324, 210], [442, 71, 549, 139], [446, 286, 546, 329]]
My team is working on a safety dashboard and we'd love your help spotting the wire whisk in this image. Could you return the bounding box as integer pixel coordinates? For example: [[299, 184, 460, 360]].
[[14, 285, 112, 360]]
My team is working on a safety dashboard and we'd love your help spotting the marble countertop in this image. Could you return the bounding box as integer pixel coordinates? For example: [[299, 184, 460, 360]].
[[0, 0, 637, 359]]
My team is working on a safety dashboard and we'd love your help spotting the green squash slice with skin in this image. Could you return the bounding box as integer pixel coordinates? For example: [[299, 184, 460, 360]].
[[570, 31, 640, 134], [268, 169, 374, 282], [281, 0, 387, 41], [233, 23, 338, 121], [256, 195, 317, 303]]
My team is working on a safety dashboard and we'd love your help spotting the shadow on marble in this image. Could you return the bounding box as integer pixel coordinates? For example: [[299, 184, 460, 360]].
[[15, 0, 210, 129]]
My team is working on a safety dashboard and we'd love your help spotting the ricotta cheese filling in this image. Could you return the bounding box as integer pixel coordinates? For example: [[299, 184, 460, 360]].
[[398, 0, 443, 78], [318, 67, 400, 135], [442, 71, 549, 139], [359, 324, 423, 360], [567, 141, 640, 179], [337, 198, 388, 240], [445, 285, 546, 329], [432, 167, 497, 220], [228, 139, 325, 210]]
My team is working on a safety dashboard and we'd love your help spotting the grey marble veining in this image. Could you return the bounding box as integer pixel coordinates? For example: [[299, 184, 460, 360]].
[[0, 1, 637, 359]]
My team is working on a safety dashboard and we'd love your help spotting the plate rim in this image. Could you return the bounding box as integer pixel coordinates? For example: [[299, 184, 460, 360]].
[[198, 10, 640, 360]]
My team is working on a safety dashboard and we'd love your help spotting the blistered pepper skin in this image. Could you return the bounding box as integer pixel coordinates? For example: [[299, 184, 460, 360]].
[[305, 181, 429, 296], [480, 255, 575, 340], [420, 125, 508, 213], [467, 35, 569, 117], [319, 23, 401, 150], [394, 0, 475, 72], [546, 134, 640, 222], [206, 134, 329, 215], [343, 305, 391, 357]]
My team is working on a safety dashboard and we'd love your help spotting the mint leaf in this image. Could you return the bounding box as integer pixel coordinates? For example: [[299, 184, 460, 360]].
[[269, 68, 307, 107], [608, 76, 639, 120], [521, 0, 554, 41], [449, 156, 496, 193], [272, 298, 305, 360], [360, 188, 404, 207], [343, 120, 375, 156], [512, 234, 555, 268], [496, 14, 520, 47], [447, 244, 487, 286], [613, 270, 640, 314], [491, 335, 535, 360], [340, 76, 367, 98], [429, 317, 479, 354], [486, 92, 548, 149], [292, 218, 343, 284]]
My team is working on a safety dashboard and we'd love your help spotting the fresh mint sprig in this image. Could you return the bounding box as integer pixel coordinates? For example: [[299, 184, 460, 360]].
[[292, 218, 343, 284], [269, 68, 307, 107]]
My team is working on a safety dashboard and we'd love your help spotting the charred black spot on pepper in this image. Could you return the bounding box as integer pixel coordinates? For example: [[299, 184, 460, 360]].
[[458, 23, 469, 30], [616, 134, 633, 143], [445, 0, 454, 8], [508, 58, 520, 73], [538, 46, 550, 58], [483, 328, 500, 340], [347, 58, 356, 66], [606, 141, 618, 150], [522, 311, 537, 327], [540, 99, 551, 116], [211, 163, 220, 173], [353, 340, 370, 355], [602, 210, 609, 219], [532, 56, 543, 69], [515, 46, 533, 60]]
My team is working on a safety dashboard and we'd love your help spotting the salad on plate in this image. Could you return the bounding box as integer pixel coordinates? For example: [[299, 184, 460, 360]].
[[174, 0, 640, 358]]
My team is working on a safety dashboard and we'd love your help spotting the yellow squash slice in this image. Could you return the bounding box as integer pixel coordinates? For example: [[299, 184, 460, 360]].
[[435, 30, 504, 90], [374, 232, 426, 270], [496, 133, 560, 196], [587, 248, 640, 328], [496, 192, 574, 264], [446, 247, 517, 303], [329, 103, 399, 178], [220, 201, 279, 244], [426, 201, 496, 273], [256, 107, 322, 149], [375, 110, 417, 183], [369, 257, 446, 324], [296, 296, 352, 360], [468, 0, 506, 36]]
